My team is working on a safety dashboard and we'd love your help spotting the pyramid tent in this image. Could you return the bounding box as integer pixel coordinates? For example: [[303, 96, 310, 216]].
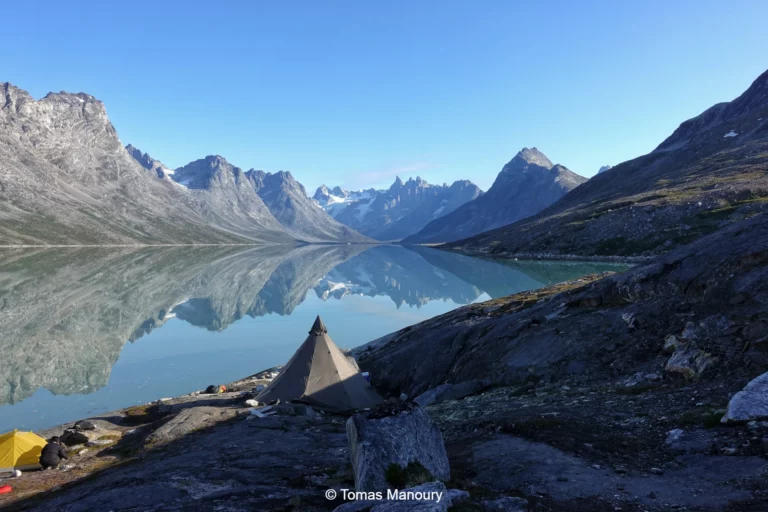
[[0, 430, 46, 472], [256, 316, 383, 412]]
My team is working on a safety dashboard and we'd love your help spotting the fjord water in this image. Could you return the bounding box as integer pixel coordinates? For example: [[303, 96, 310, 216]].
[[0, 245, 626, 432]]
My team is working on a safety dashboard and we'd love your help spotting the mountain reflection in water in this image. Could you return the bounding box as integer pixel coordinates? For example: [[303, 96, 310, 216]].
[[0, 245, 627, 431]]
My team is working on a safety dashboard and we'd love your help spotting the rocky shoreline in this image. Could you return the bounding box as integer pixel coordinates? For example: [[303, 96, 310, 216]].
[[440, 245, 652, 264]]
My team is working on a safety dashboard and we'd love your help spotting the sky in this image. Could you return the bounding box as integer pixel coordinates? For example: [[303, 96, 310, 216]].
[[3, 1, 767, 193]]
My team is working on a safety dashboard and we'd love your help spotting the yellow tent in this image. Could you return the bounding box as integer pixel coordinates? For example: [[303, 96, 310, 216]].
[[0, 430, 46, 472]]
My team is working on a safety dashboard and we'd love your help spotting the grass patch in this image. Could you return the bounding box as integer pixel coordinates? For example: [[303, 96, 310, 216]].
[[385, 461, 435, 489], [678, 408, 725, 429], [97, 434, 122, 441], [594, 236, 660, 256], [615, 384, 660, 395]]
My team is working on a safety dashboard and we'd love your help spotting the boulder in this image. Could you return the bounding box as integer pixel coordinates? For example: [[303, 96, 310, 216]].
[[414, 380, 489, 407], [663, 334, 681, 353], [347, 405, 450, 492], [60, 429, 90, 446], [74, 420, 96, 431], [722, 372, 768, 423], [333, 482, 452, 512], [665, 344, 716, 379]]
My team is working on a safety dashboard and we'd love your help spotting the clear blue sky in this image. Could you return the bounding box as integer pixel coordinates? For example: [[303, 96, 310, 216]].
[[4, 1, 766, 193]]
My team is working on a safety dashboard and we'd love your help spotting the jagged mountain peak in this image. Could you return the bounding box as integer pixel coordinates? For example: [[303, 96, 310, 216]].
[[42, 90, 100, 105], [313, 185, 332, 201], [203, 154, 233, 167], [172, 155, 248, 189], [597, 165, 613, 174], [403, 150, 586, 244], [507, 147, 554, 170], [125, 144, 175, 180]]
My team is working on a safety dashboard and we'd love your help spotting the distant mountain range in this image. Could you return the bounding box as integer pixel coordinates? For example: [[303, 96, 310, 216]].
[[9, 68, 764, 256], [403, 148, 588, 244], [313, 177, 483, 240], [448, 69, 768, 258]]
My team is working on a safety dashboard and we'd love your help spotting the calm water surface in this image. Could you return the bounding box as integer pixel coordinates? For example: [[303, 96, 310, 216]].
[[0, 245, 627, 432]]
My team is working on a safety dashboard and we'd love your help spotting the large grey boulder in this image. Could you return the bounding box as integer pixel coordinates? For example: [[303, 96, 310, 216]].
[[333, 482, 452, 512], [722, 372, 768, 423], [414, 380, 489, 407], [146, 406, 238, 446], [347, 405, 450, 492]]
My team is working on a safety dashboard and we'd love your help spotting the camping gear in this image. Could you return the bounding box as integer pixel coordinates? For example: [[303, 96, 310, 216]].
[[256, 316, 383, 412], [205, 385, 218, 394], [0, 430, 46, 473], [0, 485, 11, 494]]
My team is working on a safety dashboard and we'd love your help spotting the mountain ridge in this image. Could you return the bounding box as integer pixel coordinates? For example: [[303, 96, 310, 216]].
[[403, 147, 587, 244], [447, 69, 768, 258], [314, 176, 482, 240]]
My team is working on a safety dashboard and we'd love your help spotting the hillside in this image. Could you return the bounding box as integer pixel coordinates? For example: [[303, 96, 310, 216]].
[[447, 70, 768, 258]]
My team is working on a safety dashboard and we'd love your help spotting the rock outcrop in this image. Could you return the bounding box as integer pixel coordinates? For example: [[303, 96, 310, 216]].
[[722, 372, 768, 423], [347, 405, 450, 492], [414, 380, 489, 407], [358, 211, 768, 398]]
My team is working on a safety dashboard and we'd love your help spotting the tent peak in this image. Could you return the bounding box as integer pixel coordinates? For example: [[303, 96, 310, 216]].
[[310, 315, 328, 335]]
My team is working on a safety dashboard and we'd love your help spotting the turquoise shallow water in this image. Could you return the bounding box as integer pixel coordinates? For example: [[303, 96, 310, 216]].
[[0, 245, 627, 432]]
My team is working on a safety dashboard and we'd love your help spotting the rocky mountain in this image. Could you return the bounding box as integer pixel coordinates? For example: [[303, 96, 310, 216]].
[[403, 148, 587, 244], [0, 83, 296, 245], [597, 164, 612, 174], [313, 186, 378, 217], [246, 170, 372, 243], [314, 177, 482, 240], [125, 144, 174, 179], [448, 69, 768, 258], [167, 155, 297, 243]]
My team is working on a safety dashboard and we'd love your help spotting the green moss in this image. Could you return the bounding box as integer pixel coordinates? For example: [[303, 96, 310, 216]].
[[594, 236, 660, 256], [678, 408, 726, 429], [615, 384, 659, 395], [385, 461, 435, 488]]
